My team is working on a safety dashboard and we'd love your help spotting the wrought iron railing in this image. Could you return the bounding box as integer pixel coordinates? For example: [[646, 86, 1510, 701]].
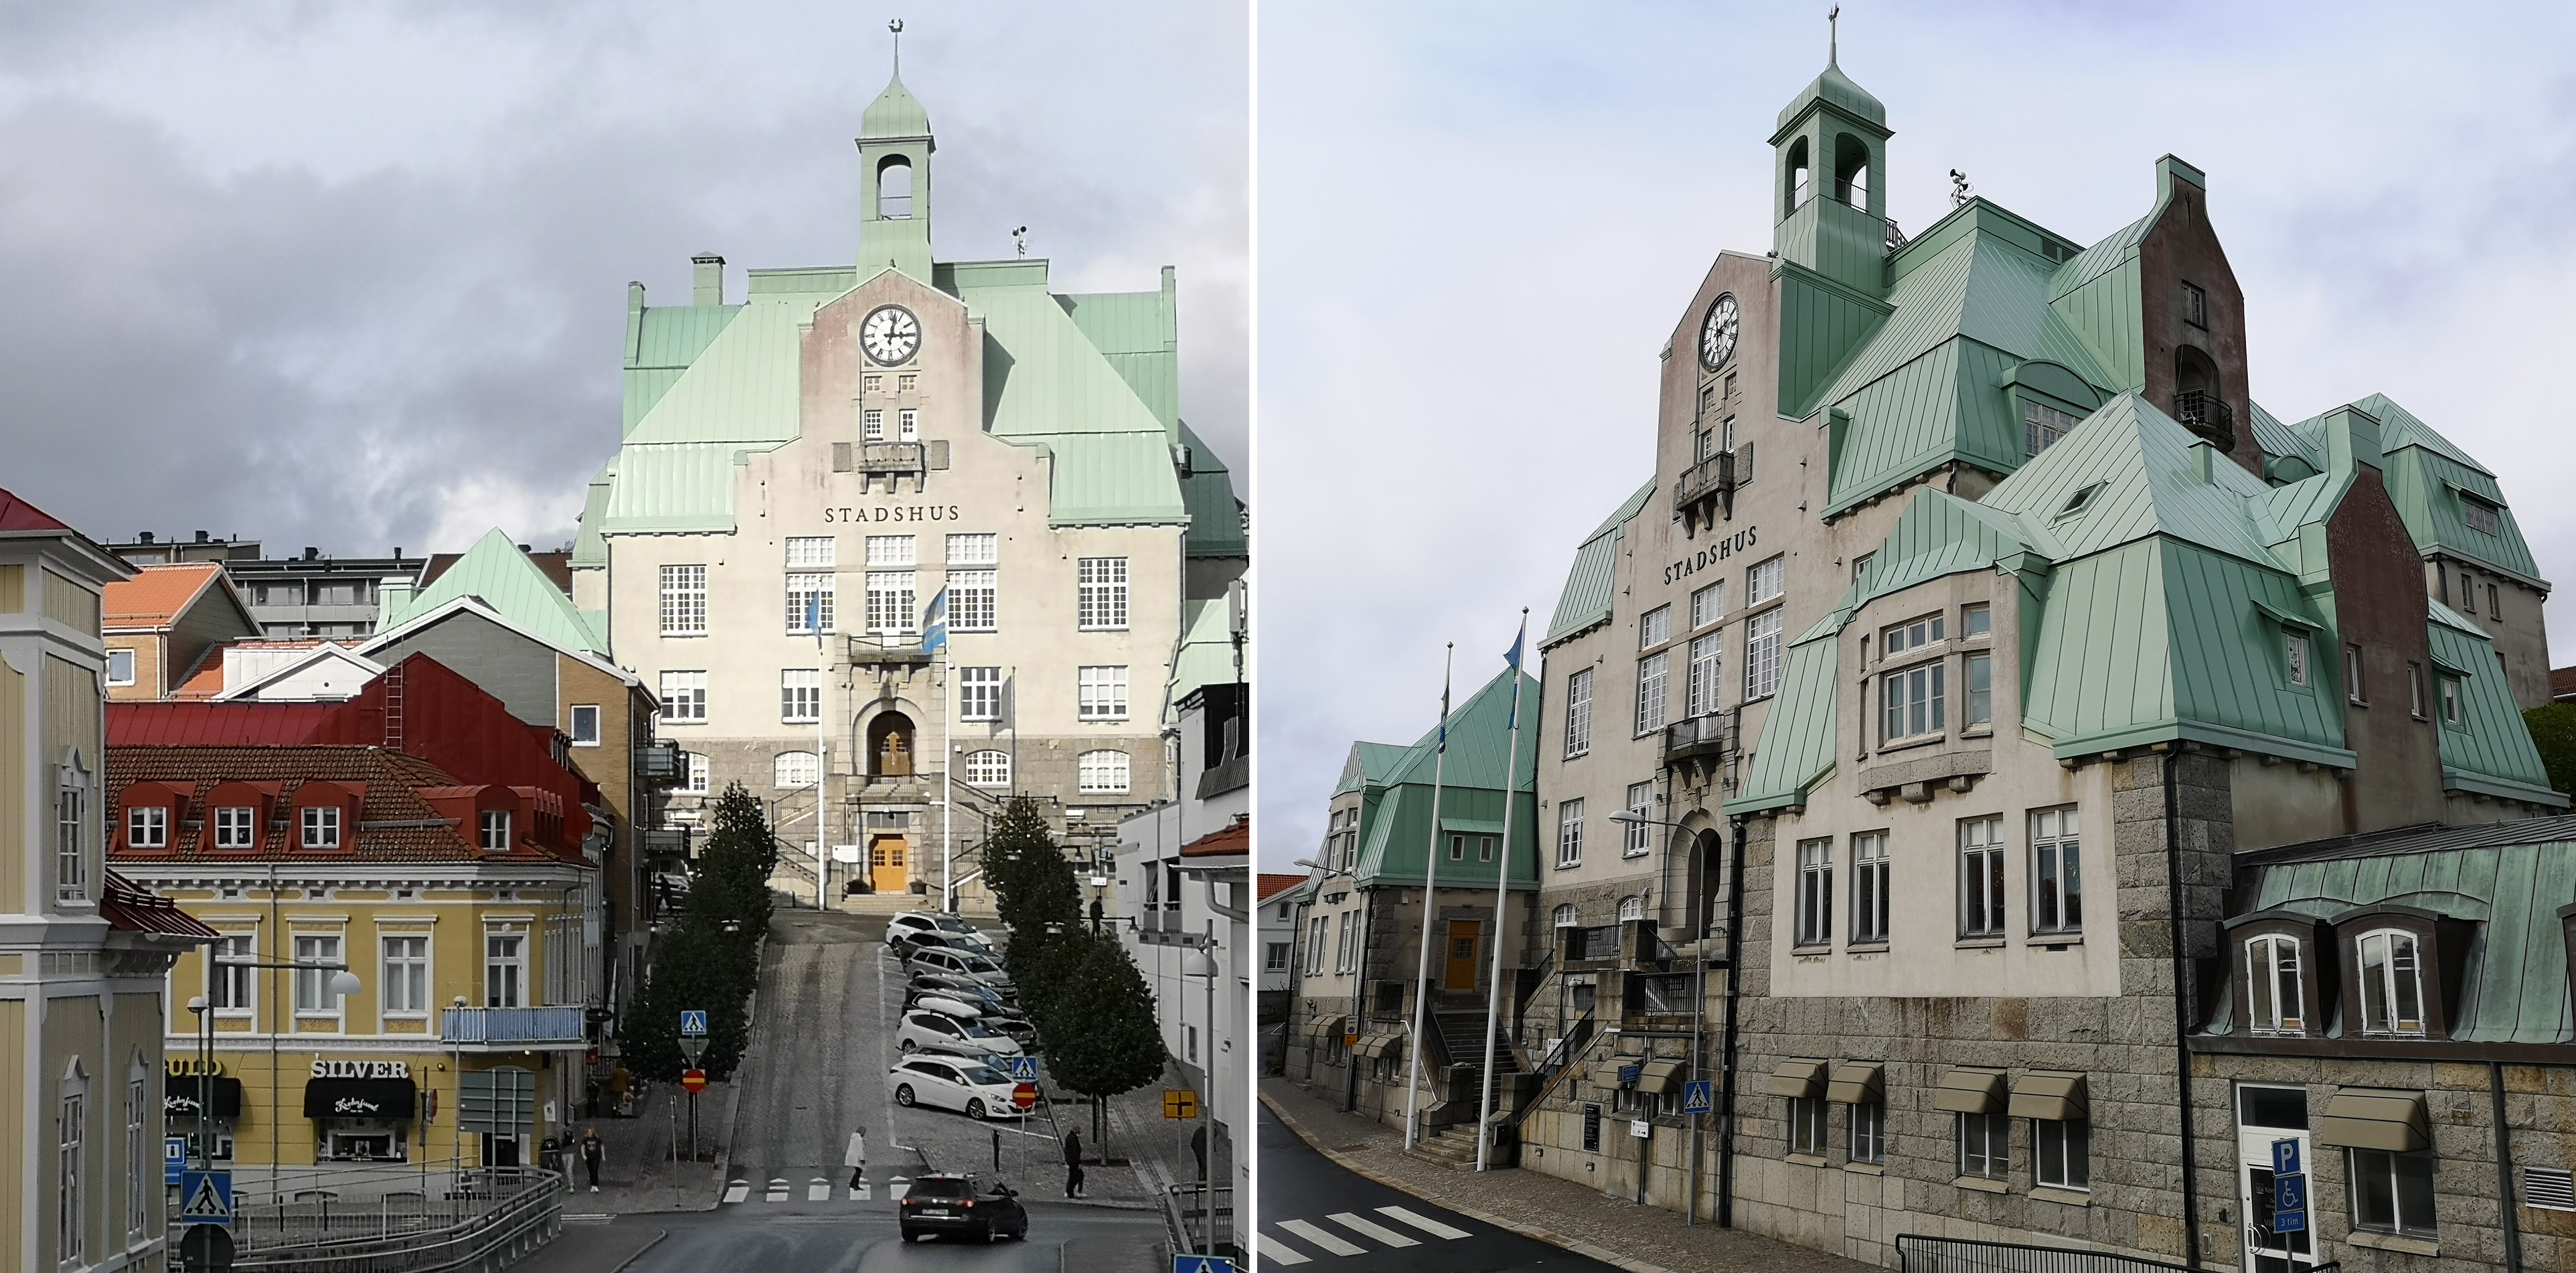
[[1512, 1011, 1595, 1125], [2174, 389, 2235, 439], [1895, 1234, 2338, 1273], [1165, 1183, 1237, 1266], [1664, 711, 1735, 763]]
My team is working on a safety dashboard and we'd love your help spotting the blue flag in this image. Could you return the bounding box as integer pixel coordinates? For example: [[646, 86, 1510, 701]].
[[1504, 614, 1528, 728], [922, 588, 948, 655]]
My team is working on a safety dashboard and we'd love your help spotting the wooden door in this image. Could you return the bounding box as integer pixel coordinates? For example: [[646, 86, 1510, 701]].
[[1442, 921, 1481, 991], [870, 836, 910, 894]]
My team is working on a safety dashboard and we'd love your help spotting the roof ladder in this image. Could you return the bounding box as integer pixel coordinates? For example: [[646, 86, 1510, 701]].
[[382, 662, 406, 752]]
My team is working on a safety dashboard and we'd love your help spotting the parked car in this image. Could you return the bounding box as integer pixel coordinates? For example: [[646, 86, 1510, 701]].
[[898, 1173, 1028, 1243], [977, 1013, 1040, 1049], [906, 972, 1018, 1011], [892, 930, 993, 958], [910, 993, 985, 1022], [906, 947, 1012, 986], [886, 913, 997, 950], [896, 1009, 1024, 1057], [906, 1038, 1017, 1068], [886, 1055, 1030, 1122]]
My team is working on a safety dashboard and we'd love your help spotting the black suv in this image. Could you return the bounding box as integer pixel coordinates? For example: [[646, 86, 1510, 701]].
[[898, 1173, 1028, 1243]]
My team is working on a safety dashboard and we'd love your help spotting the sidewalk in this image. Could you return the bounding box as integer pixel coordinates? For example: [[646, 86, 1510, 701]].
[[1261, 1077, 1874, 1273], [557, 1078, 726, 1215], [1091, 1055, 1225, 1211]]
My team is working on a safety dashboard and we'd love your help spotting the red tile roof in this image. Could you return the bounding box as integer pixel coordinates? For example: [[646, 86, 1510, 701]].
[[1257, 872, 1304, 902], [104, 563, 224, 629], [105, 745, 578, 865], [0, 488, 72, 532], [2555, 665, 2576, 703], [1179, 818, 1249, 859]]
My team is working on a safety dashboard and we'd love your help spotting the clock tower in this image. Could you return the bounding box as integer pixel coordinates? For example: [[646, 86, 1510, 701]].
[[858, 63, 936, 284]]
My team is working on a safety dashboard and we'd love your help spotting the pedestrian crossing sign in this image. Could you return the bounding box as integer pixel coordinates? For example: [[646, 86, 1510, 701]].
[[1172, 1257, 1235, 1273], [1005, 1055, 1039, 1081], [179, 1169, 233, 1225], [680, 1009, 709, 1037], [1682, 1080, 1714, 1114]]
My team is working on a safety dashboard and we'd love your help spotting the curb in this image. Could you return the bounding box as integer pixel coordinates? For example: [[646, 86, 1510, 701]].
[[1259, 1090, 1686, 1273], [607, 1229, 667, 1272], [706, 932, 767, 1211]]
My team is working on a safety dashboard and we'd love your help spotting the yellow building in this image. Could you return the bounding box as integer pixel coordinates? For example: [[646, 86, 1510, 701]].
[[0, 489, 215, 1272]]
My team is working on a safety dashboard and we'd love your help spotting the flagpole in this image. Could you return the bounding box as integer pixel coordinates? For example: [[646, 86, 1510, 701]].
[[1402, 644, 1454, 1151], [1475, 610, 1528, 1172], [817, 591, 830, 910]]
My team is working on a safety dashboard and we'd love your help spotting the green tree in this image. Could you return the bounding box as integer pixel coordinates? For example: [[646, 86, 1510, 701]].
[[2526, 703, 2576, 794], [616, 784, 775, 1080], [981, 796, 1061, 931], [1037, 932, 1168, 1152]]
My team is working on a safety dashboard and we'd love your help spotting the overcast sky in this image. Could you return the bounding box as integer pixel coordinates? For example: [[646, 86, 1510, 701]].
[[0, 1, 1244, 557], [1255, 1, 2576, 871]]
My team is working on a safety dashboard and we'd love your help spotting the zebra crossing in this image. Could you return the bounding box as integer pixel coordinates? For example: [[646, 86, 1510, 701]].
[[722, 1173, 902, 1203], [1256, 1205, 1472, 1264]]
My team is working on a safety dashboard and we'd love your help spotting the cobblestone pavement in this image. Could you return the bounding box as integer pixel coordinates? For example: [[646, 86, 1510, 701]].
[[1262, 1076, 1877, 1273], [559, 1075, 725, 1215]]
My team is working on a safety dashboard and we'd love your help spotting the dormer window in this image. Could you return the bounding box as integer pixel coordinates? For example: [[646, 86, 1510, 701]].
[[214, 807, 258, 851], [2356, 929, 2425, 1037], [301, 805, 342, 851], [2245, 934, 2306, 1035], [2463, 494, 2500, 536], [126, 807, 169, 851], [479, 811, 513, 853], [2055, 483, 2105, 520]]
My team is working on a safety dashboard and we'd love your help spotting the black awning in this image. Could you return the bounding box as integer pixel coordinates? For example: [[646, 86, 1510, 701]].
[[304, 1078, 417, 1120], [164, 1077, 242, 1120]]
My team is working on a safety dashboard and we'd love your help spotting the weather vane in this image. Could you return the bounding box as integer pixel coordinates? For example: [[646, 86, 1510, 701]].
[[1013, 226, 1029, 258], [1950, 169, 1973, 208], [1828, 5, 1840, 66], [889, 18, 904, 73]]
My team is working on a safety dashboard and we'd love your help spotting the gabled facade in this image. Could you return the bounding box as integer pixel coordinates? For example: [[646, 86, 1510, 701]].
[[570, 63, 1244, 905], [101, 563, 258, 702]]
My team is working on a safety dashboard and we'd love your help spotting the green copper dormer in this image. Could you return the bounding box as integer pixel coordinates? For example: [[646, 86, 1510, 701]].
[[858, 67, 936, 283], [1771, 48, 1891, 300]]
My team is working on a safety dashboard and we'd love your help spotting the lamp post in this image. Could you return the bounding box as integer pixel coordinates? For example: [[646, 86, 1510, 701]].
[[198, 955, 361, 1173], [1182, 944, 1221, 1252], [1607, 809, 1716, 1225]]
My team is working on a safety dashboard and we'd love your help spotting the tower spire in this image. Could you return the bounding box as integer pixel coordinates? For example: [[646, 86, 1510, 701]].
[[1828, 5, 1840, 67], [889, 18, 903, 74]]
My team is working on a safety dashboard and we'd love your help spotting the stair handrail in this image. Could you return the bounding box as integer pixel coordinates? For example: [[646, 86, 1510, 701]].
[[1512, 1010, 1597, 1125]]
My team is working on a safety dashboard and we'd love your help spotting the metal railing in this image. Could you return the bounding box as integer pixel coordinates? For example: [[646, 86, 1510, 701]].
[[1896, 1234, 2338, 1273], [1664, 711, 1735, 763], [1165, 1183, 1236, 1264], [633, 740, 684, 787], [176, 1167, 562, 1273], [2174, 389, 2235, 439], [846, 634, 933, 665], [440, 1006, 586, 1045]]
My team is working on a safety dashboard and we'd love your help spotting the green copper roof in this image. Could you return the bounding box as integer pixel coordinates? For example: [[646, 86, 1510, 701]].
[[1349, 667, 1540, 890], [2427, 600, 2564, 803], [1726, 633, 1840, 815], [625, 303, 740, 435], [862, 70, 932, 139], [1163, 599, 1242, 726], [1336, 742, 1410, 798], [2340, 394, 2543, 586], [1775, 60, 1885, 131], [624, 293, 817, 447], [1543, 479, 1654, 649], [382, 528, 607, 656], [1178, 422, 1246, 559]]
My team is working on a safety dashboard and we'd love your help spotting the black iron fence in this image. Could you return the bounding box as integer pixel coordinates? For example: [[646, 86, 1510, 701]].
[[1897, 1234, 2338, 1273]]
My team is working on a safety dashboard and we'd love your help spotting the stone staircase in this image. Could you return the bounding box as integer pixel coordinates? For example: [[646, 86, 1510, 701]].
[[1408, 1121, 1481, 1167]]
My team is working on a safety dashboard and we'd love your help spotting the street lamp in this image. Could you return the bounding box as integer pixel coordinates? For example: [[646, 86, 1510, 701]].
[[1182, 944, 1221, 1248], [1605, 808, 1719, 1226], [193, 957, 361, 1175]]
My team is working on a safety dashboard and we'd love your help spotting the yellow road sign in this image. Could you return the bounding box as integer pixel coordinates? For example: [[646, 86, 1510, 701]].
[[1163, 1088, 1199, 1120]]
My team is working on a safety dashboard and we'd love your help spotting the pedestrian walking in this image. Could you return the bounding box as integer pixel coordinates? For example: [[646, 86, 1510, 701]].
[[1063, 1130, 1084, 1199], [580, 1126, 605, 1193], [845, 1125, 868, 1189]]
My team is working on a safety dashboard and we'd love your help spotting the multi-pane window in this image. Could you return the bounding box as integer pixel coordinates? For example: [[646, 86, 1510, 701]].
[[949, 570, 997, 631], [863, 408, 884, 440], [2181, 280, 2208, 328], [946, 533, 997, 566], [2350, 1149, 2437, 1238], [1690, 583, 1724, 630], [897, 408, 918, 440], [1882, 613, 1945, 655], [659, 565, 708, 635], [660, 671, 708, 723], [1964, 653, 1993, 728], [1746, 556, 1785, 606], [2464, 495, 2500, 535], [1850, 833, 1889, 944], [383, 936, 428, 1015], [59, 1090, 82, 1262], [125, 1076, 146, 1240], [1619, 895, 1645, 921], [215, 805, 256, 849], [1852, 552, 1874, 581], [1564, 668, 1593, 758], [2346, 645, 2366, 704], [1334, 912, 1356, 974], [1744, 609, 1783, 700], [774, 751, 820, 788], [1787, 1096, 1827, 1155], [208, 934, 253, 1010], [1686, 632, 1723, 718], [1963, 603, 1991, 637], [1639, 604, 1671, 649], [786, 536, 835, 568], [786, 572, 836, 633], [963, 750, 1011, 788], [1622, 782, 1653, 857], [864, 535, 916, 567], [1556, 799, 1585, 869], [478, 810, 511, 852], [485, 934, 524, 1008], [959, 667, 1003, 721], [569, 704, 600, 746], [1304, 916, 1328, 974], [866, 571, 916, 634], [781, 669, 822, 723], [1958, 1110, 2006, 1180], [2246, 935, 2305, 1035], [2439, 675, 2463, 724], [56, 781, 84, 901], [1959, 816, 2006, 937], [127, 805, 168, 849], [1265, 943, 1290, 972], [1850, 1099, 1886, 1163], [1882, 661, 1945, 742], [302, 805, 342, 850], [2034, 1117, 2091, 1189], [1795, 839, 1834, 947], [2024, 400, 2079, 456], [1078, 750, 1131, 794], [2356, 929, 2425, 1036], [293, 934, 343, 1012], [1077, 558, 1129, 630], [1553, 904, 1579, 928], [1078, 666, 1129, 720], [682, 752, 710, 794], [1635, 651, 1670, 736], [2030, 807, 2081, 935], [2285, 630, 2310, 687]]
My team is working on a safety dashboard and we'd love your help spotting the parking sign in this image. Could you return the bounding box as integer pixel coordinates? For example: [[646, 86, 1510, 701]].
[[2271, 1137, 2301, 1177]]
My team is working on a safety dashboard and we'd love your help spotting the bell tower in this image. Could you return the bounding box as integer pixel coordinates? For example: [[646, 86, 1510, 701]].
[[1769, 16, 1890, 299], [858, 27, 935, 284]]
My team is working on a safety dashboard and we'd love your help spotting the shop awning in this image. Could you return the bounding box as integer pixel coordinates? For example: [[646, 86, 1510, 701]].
[[1932, 1068, 2006, 1114], [2316, 1089, 2430, 1153], [305, 1078, 418, 1120], [1638, 1058, 1686, 1095], [2008, 1072, 2089, 1122], [1826, 1062, 1882, 1105], [1767, 1059, 1828, 1100], [165, 1077, 242, 1120]]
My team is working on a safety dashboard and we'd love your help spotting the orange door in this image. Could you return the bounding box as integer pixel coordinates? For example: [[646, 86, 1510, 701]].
[[870, 836, 910, 893], [1443, 921, 1481, 991]]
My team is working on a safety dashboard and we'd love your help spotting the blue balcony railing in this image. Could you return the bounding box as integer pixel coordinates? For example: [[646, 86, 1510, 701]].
[[442, 1006, 586, 1045]]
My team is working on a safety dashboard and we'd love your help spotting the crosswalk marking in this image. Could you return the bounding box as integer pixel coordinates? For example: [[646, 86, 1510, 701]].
[[849, 1182, 871, 1201], [1327, 1212, 1418, 1247], [807, 1178, 831, 1200], [723, 1180, 750, 1203], [1375, 1205, 1471, 1240], [765, 1178, 789, 1202], [1277, 1219, 1366, 1256], [1253, 1233, 1312, 1265]]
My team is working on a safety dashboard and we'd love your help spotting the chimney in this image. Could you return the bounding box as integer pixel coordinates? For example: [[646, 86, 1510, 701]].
[[379, 576, 417, 624], [692, 253, 726, 307], [137, 531, 155, 544], [303, 547, 319, 561]]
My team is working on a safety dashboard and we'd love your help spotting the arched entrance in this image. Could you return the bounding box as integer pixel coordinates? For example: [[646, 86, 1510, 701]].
[[868, 712, 916, 779]]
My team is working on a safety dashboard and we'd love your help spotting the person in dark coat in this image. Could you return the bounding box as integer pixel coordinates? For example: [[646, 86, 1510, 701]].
[[1062, 1130, 1085, 1199], [579, 1127, 605, 1193]]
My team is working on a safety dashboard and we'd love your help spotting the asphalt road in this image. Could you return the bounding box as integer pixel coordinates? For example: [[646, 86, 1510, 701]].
[[1255, 1101, 1621, 1273], [581, 1205, 1158, 1272]]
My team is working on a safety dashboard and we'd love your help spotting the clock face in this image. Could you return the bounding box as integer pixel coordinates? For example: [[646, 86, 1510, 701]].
[[860, 305, 922, 365], [1700, 292, 1739, 370]]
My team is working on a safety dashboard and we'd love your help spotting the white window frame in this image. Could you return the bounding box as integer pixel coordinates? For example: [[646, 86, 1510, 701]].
[[2028, 807, 2081, 936], [2349, 1147, 2439, 1238], [659, 565, 708, 636], [2356, 928, 2426, 1036], [1964, 651, 1993, 728], [1962, 603, 1992, 637], [2440, 675, 2463, 726], [1621, 782, 1652, 857], [1850, 1098, 1886, 1164], [1746, 555, 1785, 607], [958, 667, 1003, 722], [963, 750, 1011, 788], [1795, 838, 1833, 947], [785, 536, 836, 568], [382, 934, 429, 1017], [1959, 816, 2005, 938], [214, 804, 256, 850], [1555, 799, 1584, 869], [1690, 582, 1724, 630], [105, 647, 135, 687], [946, 533, 998, 566], [56, 758, 88, 902], [1564, 667, 1593, 758], [1744, 608, 1783, 701], [897, 408, 918, 441], [477, 809, 511, 853], [1078, 666, 1129, 721], [1787, 1094, 1827, 1155], [660, 671, 708, 724], [786, 572, 837, 634], [774, 751, 820, 789], [125, 1069, 147, 1241], [681, 752, 710, 794], [1957, 1110, 2006, 1180], [1618, 895, 1643, 922], [2245, 934, 2305, 1035], [1078, 749, 1131, 794], [1639, 604, 1671, 649], [484, 932, 524, 1009], [568, 704, 601, 746], [1881, 660, 1946, 743], [1552, 904, 1578, 928], [127, 804, 169, 850], [948, 569, 997, 632], [1851, 832, 1889, 944], [208, 934, 254, 1013], [781, 669, 822, 724], [59, 1079, 84, 1263], [865, 572, 916, 635], [1635, 651, 1670, 736], [2285, 629, 2311, 687], [1686, 632, 1723, 718], [1076, 557, 1130, 630], [301, 804, 343, 851], [2034, 1116, 2091, 1190], [293, 934, 345, 1015], [864, 535, 916, 568], [1881, 612, 1945, 657]]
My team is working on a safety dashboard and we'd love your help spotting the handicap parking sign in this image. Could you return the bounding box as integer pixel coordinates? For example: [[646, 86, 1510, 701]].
[[1682, 1080, 1714, 1114], [163, 1137, 187, 1185]]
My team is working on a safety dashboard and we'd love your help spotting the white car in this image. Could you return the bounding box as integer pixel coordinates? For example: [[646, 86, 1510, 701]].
[[912, 994, 983, 1021], [896, 1009, 1024, 1057], [886, 1054, 1028, 1121], [886, 913, 996, 951], [906, 948, 1012, 986]]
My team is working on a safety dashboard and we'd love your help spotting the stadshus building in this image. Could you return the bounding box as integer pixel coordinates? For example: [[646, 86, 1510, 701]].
[[570, 63, 1245, 899], [1510, 47, 2569, 1272]]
